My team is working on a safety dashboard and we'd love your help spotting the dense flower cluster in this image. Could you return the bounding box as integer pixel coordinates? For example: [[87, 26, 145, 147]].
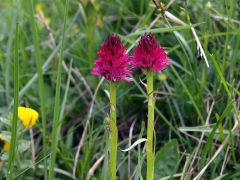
[[91, 34, 132, 82], [131, 34, 171, 72]]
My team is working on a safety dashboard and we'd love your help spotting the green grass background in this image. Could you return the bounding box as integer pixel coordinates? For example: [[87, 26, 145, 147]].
[[0, 0, 240, 179]]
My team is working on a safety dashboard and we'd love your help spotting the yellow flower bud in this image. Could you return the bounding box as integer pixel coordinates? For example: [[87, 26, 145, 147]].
[[18, 107, 39, 128], [158, 73, 167, 81]]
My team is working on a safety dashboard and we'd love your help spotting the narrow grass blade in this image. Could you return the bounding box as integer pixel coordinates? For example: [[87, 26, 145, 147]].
[[127, 24, 202, 37], [7, 22, 19, 180], [59, 59, 73, 122], [29, 0, 47, 177], [5, 11, 16, 106], [48, 0, 69, 178], [180, 155, 191, 180]]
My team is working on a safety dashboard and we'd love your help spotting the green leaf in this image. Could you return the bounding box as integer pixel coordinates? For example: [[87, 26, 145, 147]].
[[154, 140, 179, 180]]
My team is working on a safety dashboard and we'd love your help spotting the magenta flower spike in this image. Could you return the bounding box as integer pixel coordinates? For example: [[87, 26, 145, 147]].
[[131, 33, 171, 72], [91, 34, 132, 82]]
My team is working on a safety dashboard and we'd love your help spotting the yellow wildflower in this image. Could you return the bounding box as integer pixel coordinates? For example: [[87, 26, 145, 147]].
[[158, 73, 167, 81], [36, 3, 44, 13], [18, 107, 39, 128], [0, 134, 10, 152]]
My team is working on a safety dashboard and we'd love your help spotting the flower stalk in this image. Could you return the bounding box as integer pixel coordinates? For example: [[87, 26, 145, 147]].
[[109, 82, 118, 180], [146, 70, 154, 180], [131, 34, 171, 179]]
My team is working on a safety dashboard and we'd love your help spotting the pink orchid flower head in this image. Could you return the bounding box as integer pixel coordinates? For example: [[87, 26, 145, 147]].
[[92, 34, 132, 82], [131, 33, 171, 72]]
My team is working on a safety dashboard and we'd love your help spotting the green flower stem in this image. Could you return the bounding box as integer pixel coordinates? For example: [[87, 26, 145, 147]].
[[146, 70, 154, 180], [109, 82, 118, 180]]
